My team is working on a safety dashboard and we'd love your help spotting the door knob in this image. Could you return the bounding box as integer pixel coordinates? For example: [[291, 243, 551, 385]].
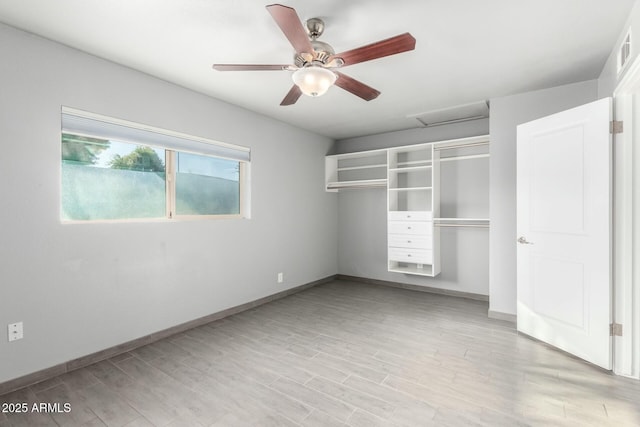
[[518, 236, 533, 245]]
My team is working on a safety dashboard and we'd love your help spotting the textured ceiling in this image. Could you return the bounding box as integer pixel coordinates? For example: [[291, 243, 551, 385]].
[[0, 0, 635, 139]]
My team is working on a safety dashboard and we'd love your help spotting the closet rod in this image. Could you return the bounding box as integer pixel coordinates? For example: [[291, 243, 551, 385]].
[[439, 153, 490, 163], [434, 141, 489, 151], [435, 223, 489, 228]]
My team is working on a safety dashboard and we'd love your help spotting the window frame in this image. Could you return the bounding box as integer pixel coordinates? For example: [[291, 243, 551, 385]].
[[61, 107, 251, 223]]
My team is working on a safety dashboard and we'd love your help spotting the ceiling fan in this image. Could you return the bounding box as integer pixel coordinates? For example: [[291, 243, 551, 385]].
[[212, 4, 416, 106]]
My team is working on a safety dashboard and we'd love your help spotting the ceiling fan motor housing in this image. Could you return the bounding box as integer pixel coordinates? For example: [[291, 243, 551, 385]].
[[311, 40, 334, 63], [306, 18, 325, 39], [294, 26, 335, 68]]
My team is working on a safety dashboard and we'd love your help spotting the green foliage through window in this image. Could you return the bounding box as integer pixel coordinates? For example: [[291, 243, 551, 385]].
[[110, 146, 165, 172], [61, 133, 110, 165]]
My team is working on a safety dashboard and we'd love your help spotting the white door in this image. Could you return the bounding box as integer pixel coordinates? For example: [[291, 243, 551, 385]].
[[516, 98, 612, 370]]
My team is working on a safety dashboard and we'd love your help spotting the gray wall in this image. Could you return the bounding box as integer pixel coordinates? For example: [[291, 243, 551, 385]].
[[488, 80, 598, 316], [334, 119, 491, 296], [333, 119, 489, 154], [0, 23, 337, 383]]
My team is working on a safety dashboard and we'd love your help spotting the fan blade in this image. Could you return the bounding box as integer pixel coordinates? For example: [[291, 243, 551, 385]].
[[281, 85, 302, 106], [331, 33, 416, 66], [266, 4, 314, 55], [334, 72, 380, 101], [213, 64, 292, 71]]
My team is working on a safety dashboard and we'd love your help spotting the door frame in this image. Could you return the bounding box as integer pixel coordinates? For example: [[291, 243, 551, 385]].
[[613, 55, 640, 379]]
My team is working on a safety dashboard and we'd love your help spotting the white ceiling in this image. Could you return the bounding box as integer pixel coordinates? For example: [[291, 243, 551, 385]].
[[0, 0, 635, 139]]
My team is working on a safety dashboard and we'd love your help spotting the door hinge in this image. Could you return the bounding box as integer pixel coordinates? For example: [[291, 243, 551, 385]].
[[610, 323, 623, 336], [610, 120, 624, 134]]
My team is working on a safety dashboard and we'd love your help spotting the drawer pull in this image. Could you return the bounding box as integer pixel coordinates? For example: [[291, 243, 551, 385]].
[[407, 254, 412, 257], [407, 240, 412, 243], [407, 227, 412, 230]]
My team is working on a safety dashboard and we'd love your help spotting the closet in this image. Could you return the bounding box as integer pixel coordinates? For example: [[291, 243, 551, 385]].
[[326, 135, 489, 277]]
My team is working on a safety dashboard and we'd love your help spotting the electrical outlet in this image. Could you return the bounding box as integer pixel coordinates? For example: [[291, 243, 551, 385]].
[[8, 322, 23, 342], [277, 272, 284, 283]]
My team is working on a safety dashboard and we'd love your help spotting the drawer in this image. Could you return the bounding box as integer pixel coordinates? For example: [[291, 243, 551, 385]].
[[388, 221, 433, 235], [388, 235, 432, 249], [388, 248, 433, 264], [388, 211, 432, 221]]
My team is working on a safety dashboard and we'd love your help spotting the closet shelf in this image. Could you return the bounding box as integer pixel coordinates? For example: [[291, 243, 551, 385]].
[[388, 187, 432, 191], [388, 265, 434, 276], [439, 153, 490, 163], [337, 164, 387, 172], [388, 165, 433, 172], [326, 179, 387, 190], [396, 160, 432, 167], [435, 218, 490, 229], [434, 218, 489, 221], [325, 150, 388, 192]]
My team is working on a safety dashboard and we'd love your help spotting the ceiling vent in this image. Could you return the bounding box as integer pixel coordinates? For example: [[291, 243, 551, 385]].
[[409, 101, 490, 127], [618, 31, 632, 75]]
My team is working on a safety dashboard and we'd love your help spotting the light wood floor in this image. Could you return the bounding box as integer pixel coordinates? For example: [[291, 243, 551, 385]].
[[1, 280, 639, 426]]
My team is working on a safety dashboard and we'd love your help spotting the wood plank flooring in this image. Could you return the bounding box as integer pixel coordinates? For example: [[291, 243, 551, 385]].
[[1, 279, 639, 426]]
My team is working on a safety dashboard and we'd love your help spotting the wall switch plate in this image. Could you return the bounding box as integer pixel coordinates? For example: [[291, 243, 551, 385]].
[[8, 322, 23, 342], [277, 272, 284, 283]]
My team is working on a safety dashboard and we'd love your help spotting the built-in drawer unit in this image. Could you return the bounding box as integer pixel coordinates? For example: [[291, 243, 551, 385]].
[[388, 235, 432, 250], [387, 206, 436, 275], [388, 248, 433, 264], [387, 211, 433, 221], [388, 221, 433, 236]]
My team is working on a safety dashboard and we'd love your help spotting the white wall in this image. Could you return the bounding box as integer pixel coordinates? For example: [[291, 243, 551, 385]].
[[333, 119, 491, 296], [488, 80, 598, 316], [0, 23, 337, 384]]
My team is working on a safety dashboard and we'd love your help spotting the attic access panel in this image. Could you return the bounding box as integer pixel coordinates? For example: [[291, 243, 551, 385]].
[[409, 101, 490, 127]]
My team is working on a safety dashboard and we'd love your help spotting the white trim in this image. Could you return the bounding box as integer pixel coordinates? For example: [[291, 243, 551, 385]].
[[165, 150, 176, 219], [61, 214, 245, 225], [488, 310, 516, 323], [612, 52, 640, 379]]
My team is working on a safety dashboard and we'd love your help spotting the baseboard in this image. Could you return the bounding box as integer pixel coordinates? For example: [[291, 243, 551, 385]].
[[488, 309, 517, 323], [0, 275, 337, 396], [336, 274, 489, 302]]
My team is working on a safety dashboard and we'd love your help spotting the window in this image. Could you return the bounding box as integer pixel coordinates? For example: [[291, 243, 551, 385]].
[[175, 152, 240, 216], [61, 108, 250, 222]]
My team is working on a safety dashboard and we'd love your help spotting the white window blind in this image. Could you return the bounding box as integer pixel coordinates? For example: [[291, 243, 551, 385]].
[[61, 107, 250, 162]]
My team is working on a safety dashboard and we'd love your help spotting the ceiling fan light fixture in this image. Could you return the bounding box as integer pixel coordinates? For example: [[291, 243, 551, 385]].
[[292, 66, 337, 97]]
